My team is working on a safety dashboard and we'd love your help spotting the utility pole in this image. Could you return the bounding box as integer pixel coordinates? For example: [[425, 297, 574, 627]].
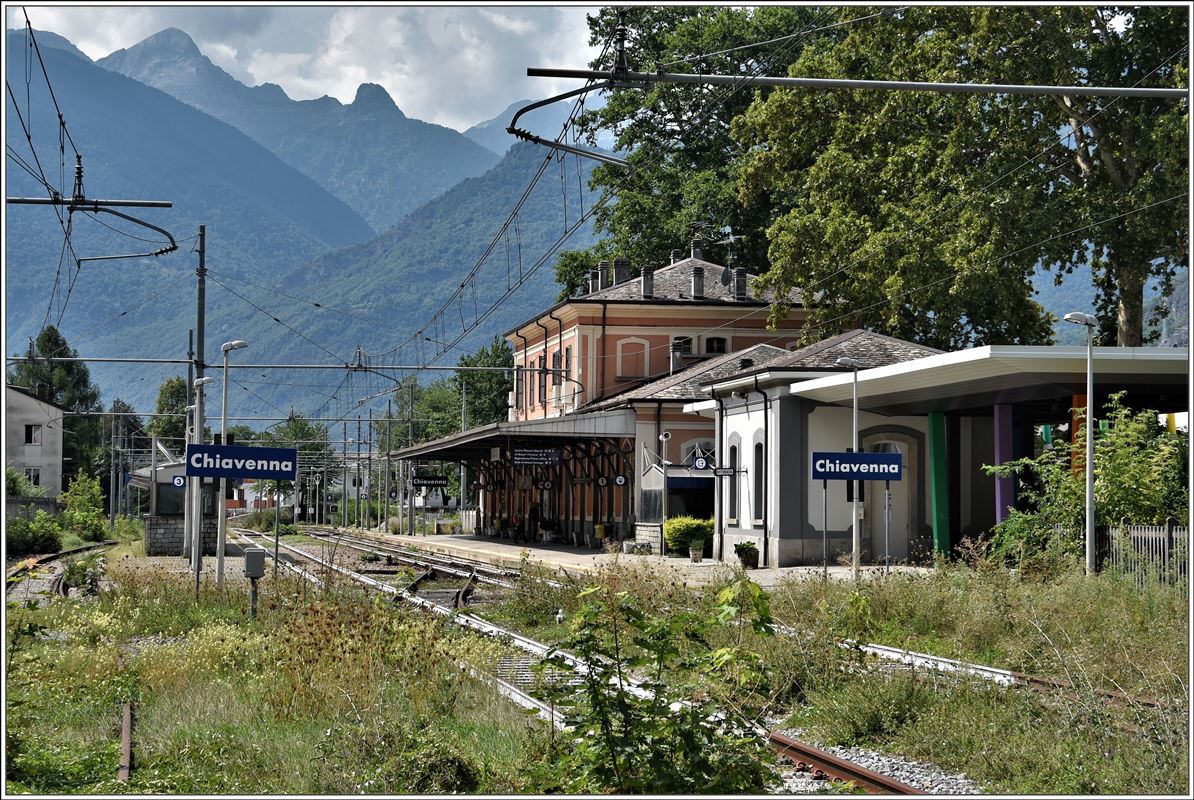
[[108, 411, 117, 532], [192, 225, 207, 599], [183, 330, 194, 559], [342, 422, 348, 528], [384, 398, 392, 533], [460, 379, 467, 514], [367, 409, 373, 529], [408, 380, 415, 536], [356, 417, 362, 528]]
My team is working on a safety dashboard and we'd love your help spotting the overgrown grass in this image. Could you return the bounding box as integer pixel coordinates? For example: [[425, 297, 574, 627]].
[[789, 670, 1187, 795], [770, 560, 1188, 699], [5, 566, 545, 794]]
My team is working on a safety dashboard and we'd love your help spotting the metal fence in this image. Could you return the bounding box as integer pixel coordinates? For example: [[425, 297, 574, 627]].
[[1101, 517, 1187, 590]]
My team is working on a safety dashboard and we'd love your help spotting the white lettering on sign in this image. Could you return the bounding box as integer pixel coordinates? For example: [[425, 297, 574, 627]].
[[813, 458, 899, 474], [189, 452, 294, 473]]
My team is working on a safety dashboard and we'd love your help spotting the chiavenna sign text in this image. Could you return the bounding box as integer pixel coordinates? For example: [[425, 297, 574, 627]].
[[811, 451, 903, 481], [185, 444, 298, 481]]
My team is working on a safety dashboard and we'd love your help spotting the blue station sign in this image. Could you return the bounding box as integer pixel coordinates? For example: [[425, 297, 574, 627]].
[[185, 444, 298, 481], [811, 451, 902, 481]]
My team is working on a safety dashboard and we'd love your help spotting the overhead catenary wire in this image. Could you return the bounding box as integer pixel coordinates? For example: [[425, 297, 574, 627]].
[[206, 275, 350, 365]]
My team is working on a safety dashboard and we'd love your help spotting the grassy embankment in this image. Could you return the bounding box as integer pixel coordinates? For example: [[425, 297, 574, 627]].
[[478, 555, 1188, 795], [5, 560, 548, 795]]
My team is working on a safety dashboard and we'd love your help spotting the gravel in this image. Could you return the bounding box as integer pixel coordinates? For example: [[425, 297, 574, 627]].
[[772, 727, 983, 795]]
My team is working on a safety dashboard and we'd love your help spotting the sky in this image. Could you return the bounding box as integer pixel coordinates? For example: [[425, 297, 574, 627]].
[[4, 4, 602, 130]]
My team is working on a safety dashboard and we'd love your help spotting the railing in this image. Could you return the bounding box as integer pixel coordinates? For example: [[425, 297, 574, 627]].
[[1102, 516, 1187, 590]]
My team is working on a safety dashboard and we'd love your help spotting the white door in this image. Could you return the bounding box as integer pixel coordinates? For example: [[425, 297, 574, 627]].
[[864, 439, 911, 563]]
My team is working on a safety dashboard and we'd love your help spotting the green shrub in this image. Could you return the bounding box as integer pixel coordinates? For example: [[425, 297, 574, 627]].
[[6, 465, 46, 498], [6, 511, 63, 555], [58, 474, 106, 542], [663, 515, 713, 550]]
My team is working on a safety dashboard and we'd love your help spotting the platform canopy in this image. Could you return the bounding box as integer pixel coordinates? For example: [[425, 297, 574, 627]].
[[788, 345, 1188, 419], [389, 408, 637, 462]]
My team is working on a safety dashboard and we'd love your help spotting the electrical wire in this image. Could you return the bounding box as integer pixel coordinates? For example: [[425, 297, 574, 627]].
[[22, 10, 80, 158], [206, 275, 350, 365], [78, 210, 175, 245], [203, 268, 390, 326], [657, 7, 906, 68]]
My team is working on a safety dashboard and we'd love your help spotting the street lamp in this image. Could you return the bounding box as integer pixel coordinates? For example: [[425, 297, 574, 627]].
[[192, 376, 214, 600], [1064, 312, 1097, 576], [836, 357, 862, 580], [217, 340, 248, 589], [182, 403, 197, 564]]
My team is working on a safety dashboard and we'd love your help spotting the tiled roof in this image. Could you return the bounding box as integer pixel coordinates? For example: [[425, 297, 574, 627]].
[[581, 257, 802, 305], [587, 344, 791, 408], [767, 329, 942, 371]]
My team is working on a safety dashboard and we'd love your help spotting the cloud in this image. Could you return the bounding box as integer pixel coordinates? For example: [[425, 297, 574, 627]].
[[7, 5, 601, 130]]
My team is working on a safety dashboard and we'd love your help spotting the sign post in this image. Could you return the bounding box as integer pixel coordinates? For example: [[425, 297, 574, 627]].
[[811, 452, 902, 578], [185, 444, 298, 582]]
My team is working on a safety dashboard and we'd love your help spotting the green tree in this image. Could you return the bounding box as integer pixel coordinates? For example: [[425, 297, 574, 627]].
[[736, 6, 1188, 347], [146, 376, 188, 445], [985, 393, 1189, 567], [575, 6, 821, 273], [7, 326, 104, 479], [455, 335, 514, 428], [59, 473, 106, 542]]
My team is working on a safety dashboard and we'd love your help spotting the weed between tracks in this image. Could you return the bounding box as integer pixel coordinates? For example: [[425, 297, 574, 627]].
[[5, 561, 545, 794]]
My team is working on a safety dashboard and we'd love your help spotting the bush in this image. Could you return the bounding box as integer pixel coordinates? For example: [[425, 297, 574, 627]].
[[6, 511, 63, 556], [59, 474, 106, 542], [663, 515, 713, 551], [6, 465, 46, 498]]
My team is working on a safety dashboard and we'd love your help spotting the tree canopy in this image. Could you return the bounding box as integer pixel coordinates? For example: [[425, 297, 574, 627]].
[[572, 6, 1188, 348], [146, 376, 188, 445], [7, 326, 104, 479]]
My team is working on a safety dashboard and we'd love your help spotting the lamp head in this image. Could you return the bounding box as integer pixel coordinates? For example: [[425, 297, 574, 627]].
[[221, 340, 248, 353], [1063, 312, 1097, 327], [836, 357, 861, 369], [193, 377, 214, 388]]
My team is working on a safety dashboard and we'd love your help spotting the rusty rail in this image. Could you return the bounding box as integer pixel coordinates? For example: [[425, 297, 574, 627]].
[[768, 731, 923, 794]]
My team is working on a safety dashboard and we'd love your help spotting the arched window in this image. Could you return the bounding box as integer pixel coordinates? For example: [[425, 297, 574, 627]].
[[728, 445, 739, 521], [681, 438, 715, 465], [705, 336, 726, 354], [753, 441, 765, 525]]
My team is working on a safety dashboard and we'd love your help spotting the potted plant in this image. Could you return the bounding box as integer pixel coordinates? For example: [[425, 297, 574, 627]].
[[734, 540, 759, 569], [689, 538, 705, 563]]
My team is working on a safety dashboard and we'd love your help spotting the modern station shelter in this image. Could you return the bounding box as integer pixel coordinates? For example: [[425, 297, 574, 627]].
[[690, 342, 1188, 567]]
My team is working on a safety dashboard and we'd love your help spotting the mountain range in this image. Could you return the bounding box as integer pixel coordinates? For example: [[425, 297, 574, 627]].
[[97, 28, 502, 234], [6, 27, 597, 420]]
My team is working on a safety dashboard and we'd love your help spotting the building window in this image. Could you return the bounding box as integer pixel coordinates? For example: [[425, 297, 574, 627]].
[[552, 351, 562, 386], [705, 336, 726, 354], [672, 336, 693, 355], [513, 366, 524, 409], [538, 355, 547, 404], [727, 445, 738, 521], [24, 424, 42, 445], [24, 468, 41, 486], [564, 345, 572, 380], [753, 442, 765, 525], [681, 439, 715, 465]]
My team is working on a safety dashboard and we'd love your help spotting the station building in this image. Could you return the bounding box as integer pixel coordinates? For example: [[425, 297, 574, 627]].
[[392, 241, 806, 548], [393, 243, 1188, 567], [5, 384, 67, 498]]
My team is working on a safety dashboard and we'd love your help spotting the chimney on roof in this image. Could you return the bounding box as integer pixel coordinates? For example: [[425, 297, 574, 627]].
[[588, 269, 601, 294], [690, 237, 705, 260], [613, 258, 630, 285], [733, 266, 747, 301], [670, 249, 683, 264], [597, 260, 611, 290], [691, 266, 704, 300], [641, 266, 654, 298]]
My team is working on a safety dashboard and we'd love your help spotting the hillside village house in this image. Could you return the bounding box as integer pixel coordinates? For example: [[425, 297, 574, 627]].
[[5, 385, 67, 498]]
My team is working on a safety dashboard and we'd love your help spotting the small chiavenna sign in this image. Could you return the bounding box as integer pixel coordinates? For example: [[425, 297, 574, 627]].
[[811, 451, 902, 481], [185, 444, 298, 481]]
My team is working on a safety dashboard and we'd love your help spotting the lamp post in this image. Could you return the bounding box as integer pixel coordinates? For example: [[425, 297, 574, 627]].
[[1064, 312, 1098, 576], [182, 403, 196, 562], [836, 357, 862, 580], [192, 376, 214, 601], [217, 340, 248, 589]]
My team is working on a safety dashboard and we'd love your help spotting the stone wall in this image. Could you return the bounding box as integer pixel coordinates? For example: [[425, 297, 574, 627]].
[[145, 515, 219, 556]]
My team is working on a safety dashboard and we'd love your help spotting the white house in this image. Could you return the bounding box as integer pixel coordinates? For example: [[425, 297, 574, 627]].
[[5, 385, 67, 497]]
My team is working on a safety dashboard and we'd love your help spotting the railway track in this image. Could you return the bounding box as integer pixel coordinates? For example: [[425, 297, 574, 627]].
[[228, 527, 921, 794], [298, 526, 1158, 709]]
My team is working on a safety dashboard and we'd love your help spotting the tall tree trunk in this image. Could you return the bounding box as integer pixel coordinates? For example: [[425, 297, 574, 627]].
[[1116, 260, 1145, 347]]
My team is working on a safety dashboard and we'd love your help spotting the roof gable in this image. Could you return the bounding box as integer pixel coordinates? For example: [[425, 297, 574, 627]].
[[770, 329, 942, 371]]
